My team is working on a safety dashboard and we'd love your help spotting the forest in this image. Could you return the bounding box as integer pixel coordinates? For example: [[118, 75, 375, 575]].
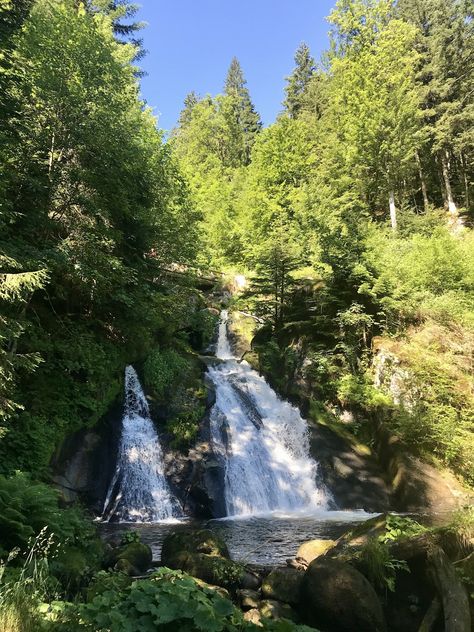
[[0, 0, 473, 631]]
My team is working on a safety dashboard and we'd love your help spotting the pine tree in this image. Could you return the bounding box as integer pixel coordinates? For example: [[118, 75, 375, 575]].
[[284, 43, 316, 118], [178, 91, 199, 127], [224, 57, 261, 165]]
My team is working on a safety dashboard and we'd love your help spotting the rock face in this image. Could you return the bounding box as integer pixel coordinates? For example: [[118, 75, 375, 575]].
[[301, 557, 387, 632], [50, 398, 123, 511], [307, 420, 391, 512], [261, 567, 304, 606]]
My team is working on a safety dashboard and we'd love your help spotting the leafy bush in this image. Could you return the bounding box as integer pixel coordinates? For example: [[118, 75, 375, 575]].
[[54, 568, 315, 631], [143, 349, 191, 401]]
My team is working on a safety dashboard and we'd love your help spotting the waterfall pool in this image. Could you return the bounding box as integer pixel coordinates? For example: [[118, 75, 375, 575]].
[[100, 510, 376, 566]]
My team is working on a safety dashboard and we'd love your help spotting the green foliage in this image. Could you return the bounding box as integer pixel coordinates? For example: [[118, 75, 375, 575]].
[[0, 473, 97, 560], [143, 349, 190, 401], [120, 531, 141, 546], [357, 538, 409, 593], [54, 568, 314, 631], [0, 530, 57, 632], [379, 515, 428, 543]]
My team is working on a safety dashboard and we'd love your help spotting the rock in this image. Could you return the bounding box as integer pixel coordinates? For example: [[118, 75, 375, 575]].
[[241, 570, 261, 589], [192, 577, 230, 600], [237, 588, 260, 611], [296, 539, 336, 565], [261, 567, 303, 606], [161, 529, 230, 566], [114, 558, 140, 576], [301, 557, 386, 632], [110, 541, 153, 574], [259, 599, 298, 622], [244, 609, 263, 626], [163, 550, 244, 589]]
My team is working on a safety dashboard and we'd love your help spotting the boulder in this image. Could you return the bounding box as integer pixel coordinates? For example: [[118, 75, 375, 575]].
[[261, 567, 303, 606], [162, 550, 244, 589], [110, 541, 153, 574], [259, 599, 298, 622], [244, 609, 263, 626], [296, 539, 336, 565], [237, 588, 260, 611], [114, 558, 140, 576], [301, 557, 386, 632], [161, 529, 230, 566]]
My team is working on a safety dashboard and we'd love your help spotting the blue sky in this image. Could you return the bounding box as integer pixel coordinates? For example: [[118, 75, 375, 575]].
[[134, 0, 336, 132]]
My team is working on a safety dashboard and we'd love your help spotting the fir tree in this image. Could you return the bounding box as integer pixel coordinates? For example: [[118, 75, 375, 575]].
[[283, 43, 316, 118], [224, 57, 261, 165]]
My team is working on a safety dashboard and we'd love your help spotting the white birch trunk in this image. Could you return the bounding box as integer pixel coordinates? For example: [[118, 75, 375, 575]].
[[389, 190, 397, 230]]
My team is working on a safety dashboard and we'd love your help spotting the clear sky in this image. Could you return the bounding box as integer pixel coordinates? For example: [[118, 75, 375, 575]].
[[134, 0, 336, 132]]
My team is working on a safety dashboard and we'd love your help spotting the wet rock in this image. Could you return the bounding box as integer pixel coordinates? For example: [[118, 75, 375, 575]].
[[161, 529, 230, 565], [237, 588, 260, 610], [259, 599, 298, 622], [261, 567, 303, 606], [301, 557, 386, 632], [296, 539, 336, 565], [109, 541, 153, 574]]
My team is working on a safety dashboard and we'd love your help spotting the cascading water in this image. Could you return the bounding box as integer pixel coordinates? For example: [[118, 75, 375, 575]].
[[208, 310, 329, 517], [102, 366, 180, 522]]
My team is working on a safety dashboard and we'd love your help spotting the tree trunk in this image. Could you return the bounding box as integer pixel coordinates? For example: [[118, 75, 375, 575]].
[[440, 151, 458, 218], [460, 153, 470, 212], [428, 546, 471, 632], [389, 190, 397, 230], [416, 151, 430, 212]]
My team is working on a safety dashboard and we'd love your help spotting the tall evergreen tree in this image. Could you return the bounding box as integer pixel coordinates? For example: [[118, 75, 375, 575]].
[[224, 57, 261, 165], [283, 43, 316, 118], [178, 91, 200, 127]]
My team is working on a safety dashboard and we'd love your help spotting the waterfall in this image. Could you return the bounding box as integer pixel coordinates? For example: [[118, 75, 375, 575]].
[[208, 310, 329, 517], [102, 366, 180, 522]]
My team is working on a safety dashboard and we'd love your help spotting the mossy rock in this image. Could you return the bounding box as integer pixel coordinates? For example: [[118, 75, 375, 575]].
[[301, 557, 386, 632], [110, 541, 153, 574], [259, 599, 298, 622], [166, 550, 244, 589], [237, 588, 260, 611], [296, 539, 336, 565], [261, 567, 303, 606], [333, 514, 389, 551], [161, 529, 230, 566]]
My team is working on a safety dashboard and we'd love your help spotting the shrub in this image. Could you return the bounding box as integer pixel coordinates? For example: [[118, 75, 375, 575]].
[[54, 568, 315, 631], [143, 349, 191, 401]]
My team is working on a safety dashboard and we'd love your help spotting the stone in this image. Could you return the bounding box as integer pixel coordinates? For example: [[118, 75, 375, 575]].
[[244, 608, 263, 626], [259, 599, 298, 622], [237, 588, 260, 610], [241, 570, 261, 589], [301, 557, 386, 632], [296, 539, 336, 565], [111, 541, 153, 574], [192, 577, 230, 600], [114, 558, 140, 576], [261, 567, 304, 606], [162, 550, 244, 589], [161, 529, 230, 566]]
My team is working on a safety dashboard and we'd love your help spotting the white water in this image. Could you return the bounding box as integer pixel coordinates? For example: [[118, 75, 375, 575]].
[[102, 366, 180, 522], [208, 310, 329, 517]]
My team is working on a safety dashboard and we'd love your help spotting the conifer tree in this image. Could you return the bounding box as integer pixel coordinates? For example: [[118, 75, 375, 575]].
[[224, 57, 261, 165], [284, 43, 316, 118]]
